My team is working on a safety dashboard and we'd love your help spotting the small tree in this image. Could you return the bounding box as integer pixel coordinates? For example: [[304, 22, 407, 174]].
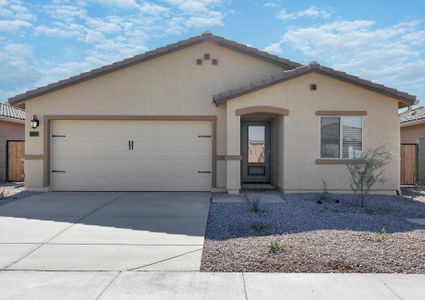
[[346, 146, 391, 207]]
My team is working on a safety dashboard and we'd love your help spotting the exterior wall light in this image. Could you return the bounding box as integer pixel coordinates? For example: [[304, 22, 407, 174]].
[[31, 115, 40, 129]]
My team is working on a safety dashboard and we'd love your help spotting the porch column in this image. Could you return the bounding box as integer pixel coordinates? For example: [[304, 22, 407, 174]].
[[226, 113, 241, 194]]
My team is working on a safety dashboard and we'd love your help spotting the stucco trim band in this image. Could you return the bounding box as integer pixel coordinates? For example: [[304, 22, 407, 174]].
[[316, 159, 366, 165], [316, 111, 367, 116], [24, 155, 44, 160], [235, 106, 289, 116], [217, 155, 242, 160], [41, 115, 217, 189]]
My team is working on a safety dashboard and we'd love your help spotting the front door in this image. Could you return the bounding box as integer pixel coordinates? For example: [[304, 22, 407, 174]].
[[241, 121, 271, 183]]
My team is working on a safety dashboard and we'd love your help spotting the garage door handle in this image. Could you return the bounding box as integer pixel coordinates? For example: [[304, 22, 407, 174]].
[[128, 140, 131, 150], [131, 140, 134, 150]]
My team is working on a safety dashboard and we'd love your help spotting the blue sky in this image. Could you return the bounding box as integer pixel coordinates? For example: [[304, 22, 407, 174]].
[[1, 0, 425, 106]]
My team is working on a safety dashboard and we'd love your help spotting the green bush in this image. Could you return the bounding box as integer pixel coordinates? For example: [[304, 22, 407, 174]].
[[250, 193, 263, 213], [376, 227, 387, 242], [268, 241, 287, 253]]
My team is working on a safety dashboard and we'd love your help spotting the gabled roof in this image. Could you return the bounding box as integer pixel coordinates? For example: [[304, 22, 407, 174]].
[[213, 62, 416, 108], [8, 32, 301, 106], [0, 103, 25, 121], [399, 106, 425, 126]]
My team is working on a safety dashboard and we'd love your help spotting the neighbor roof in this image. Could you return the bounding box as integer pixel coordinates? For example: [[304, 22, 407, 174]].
[[213, 62, 416, 108], [399, 106, 425, 126], [8, 32, 301, 106], [0, 103, 25, 121]]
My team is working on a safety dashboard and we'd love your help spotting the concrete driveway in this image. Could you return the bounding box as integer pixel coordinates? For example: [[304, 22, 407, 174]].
[[0, 192, 210, 271]]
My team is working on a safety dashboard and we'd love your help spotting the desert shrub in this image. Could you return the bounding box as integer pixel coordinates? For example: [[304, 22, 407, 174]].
[[346, 146, 391, 207], [268, 241, 287, 253]]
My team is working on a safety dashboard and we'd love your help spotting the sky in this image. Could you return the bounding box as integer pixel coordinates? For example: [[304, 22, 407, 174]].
[[1, 0, 425, 106]]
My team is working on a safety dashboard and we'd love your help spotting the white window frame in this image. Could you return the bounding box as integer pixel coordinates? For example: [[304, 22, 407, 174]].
[[319, 116, 363, 159]]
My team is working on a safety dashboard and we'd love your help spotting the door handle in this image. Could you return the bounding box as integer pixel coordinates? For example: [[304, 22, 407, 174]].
[[131, 140, 134, 150], [128, 140, 131, 150]]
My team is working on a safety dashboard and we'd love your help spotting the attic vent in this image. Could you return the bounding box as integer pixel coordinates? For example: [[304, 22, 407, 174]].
[[204, 53, 210, 60], [196, 59, 202, 65], [212, 59, 218, 65], [310, 83, 317, 91]]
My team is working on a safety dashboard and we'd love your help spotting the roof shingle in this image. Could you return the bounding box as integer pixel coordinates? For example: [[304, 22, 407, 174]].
[[0, 103, 25, 120], [399, 106, 425, 124]]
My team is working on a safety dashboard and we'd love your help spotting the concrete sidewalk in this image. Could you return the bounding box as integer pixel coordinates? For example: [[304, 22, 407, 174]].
[[1, 271, 424, 300]]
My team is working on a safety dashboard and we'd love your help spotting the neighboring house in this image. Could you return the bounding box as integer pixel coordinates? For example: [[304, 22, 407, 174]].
[[8, 32, 416, 193], [400, 106, 425, 144], [0, 103, 25, 182]]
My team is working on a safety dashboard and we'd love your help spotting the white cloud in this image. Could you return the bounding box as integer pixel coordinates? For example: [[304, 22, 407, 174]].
[[0, 0, 228, 101], [42, 4, 86, 21], [0, 0, 34, 34], [91, 0, 139, 9], [265, 20, 425, 96], [264, 2, 279, 8], [0, 44, 40, 100], [166, 0, 222, 13], [34, 24, 82, 38], [185, 11, 223, 27], [0, 19, 31, 31], [278, 6, 333, 21], [139, 2, 170, 16]]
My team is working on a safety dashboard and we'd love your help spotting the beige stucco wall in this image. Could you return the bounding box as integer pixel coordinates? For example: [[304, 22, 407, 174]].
[[23, 41, 285, 190], [21, 40, 402, 193], [401, 123, 425, 144], [226, 73, 400, 193]]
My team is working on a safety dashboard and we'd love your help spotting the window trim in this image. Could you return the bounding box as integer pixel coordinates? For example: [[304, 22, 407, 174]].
[[319, 115, 363, 160]]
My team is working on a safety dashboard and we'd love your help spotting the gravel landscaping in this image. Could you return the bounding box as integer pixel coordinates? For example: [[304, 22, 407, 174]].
[[201, 189, 425, 273]]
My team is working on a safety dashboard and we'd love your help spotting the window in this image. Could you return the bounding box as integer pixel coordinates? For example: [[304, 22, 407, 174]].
[[248, 126, 265, 163], [320, 116, 362, 159]]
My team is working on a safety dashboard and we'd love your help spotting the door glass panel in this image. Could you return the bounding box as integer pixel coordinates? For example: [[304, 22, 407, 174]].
[[248, 126, 265, 163]]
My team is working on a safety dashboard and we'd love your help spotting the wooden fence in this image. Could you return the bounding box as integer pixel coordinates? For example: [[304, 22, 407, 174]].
[[7, 140, 25, 182], [400, 144, 417, 185]]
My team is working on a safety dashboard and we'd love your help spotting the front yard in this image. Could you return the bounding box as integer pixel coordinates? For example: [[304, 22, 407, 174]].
[[201, 189, 425, 273]]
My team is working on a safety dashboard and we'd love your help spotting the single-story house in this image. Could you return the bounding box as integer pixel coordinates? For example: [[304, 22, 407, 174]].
[[400, 106, 425, 144], [0, 103, 25, 182], [8, 32, 416, 193]]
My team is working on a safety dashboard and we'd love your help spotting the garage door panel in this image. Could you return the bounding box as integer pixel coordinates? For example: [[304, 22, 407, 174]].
[[50, 120, 212, 191]]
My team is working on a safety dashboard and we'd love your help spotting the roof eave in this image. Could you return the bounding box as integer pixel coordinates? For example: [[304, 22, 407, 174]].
[[8, 32, 301, 107], [213, 65, 416, 107], [0, 115, 25, 124], [400, 119, 425, 127]]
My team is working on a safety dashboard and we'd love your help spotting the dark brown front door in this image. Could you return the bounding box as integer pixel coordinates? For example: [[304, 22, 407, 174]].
[[241, 121, 271, 183]]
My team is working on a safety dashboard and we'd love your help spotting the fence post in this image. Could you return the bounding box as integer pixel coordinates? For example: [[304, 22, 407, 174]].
[[0, 136, 6, 182], [417, 138, 425, 185]]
